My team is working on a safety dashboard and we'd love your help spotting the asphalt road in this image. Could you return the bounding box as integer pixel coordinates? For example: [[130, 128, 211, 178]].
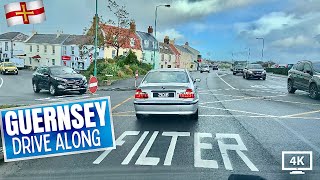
[[0, 70, 320, 180]]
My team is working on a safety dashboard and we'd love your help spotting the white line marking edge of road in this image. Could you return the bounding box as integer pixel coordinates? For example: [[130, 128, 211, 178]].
[[216, 73, 236, 90], [0, 76, 3, 88]]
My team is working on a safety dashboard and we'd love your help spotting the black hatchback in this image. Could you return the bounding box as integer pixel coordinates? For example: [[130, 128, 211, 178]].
[[32, 66, 88, 96]]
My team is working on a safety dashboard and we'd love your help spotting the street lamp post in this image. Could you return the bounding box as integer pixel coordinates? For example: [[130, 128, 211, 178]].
[[256, 37, 264, 61], [93, 0, 98, 77], [154, 4, 170, 69]]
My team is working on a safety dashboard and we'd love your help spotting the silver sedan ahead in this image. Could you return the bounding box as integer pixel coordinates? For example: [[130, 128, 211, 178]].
[[134, 68, 200, 120]]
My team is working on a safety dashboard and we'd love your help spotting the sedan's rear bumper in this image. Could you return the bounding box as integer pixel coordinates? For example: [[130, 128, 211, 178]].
[[134, 100, 198, 115]]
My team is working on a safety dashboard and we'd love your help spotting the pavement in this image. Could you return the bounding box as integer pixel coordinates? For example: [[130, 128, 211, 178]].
[[0, 70, 320, 179]]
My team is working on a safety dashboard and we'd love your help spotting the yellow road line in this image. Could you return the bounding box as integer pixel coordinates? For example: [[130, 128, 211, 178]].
[[282, 109, 320, 118], [112, 96, 133, 111]]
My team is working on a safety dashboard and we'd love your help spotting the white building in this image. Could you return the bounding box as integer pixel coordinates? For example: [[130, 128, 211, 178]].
[[0, 32, 28, 62], [24, 33, 102, 70]]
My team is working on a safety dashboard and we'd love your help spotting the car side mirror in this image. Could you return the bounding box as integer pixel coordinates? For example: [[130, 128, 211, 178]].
[[306, 70, 313, 76], [194, 78, 201, 83]]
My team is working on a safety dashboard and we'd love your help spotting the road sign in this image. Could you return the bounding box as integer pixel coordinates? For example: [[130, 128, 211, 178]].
[[135, 70, 139, 79], [89, 76, 98, 94], [0, 97, 115, 162]]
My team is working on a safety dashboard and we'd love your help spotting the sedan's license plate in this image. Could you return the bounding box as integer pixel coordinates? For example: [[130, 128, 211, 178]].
[[153, 92, 174, 98]]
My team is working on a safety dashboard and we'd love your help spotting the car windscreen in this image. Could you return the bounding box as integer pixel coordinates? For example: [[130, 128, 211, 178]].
[[4, 63, 15, 67], [248, 64, 263, 69], [313, 62, 320, 73], [143, 71, 189, 83], [50, 67, 76, 75]]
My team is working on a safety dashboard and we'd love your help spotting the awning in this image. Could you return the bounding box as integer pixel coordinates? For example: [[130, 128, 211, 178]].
[[32, 55, 41, 59]]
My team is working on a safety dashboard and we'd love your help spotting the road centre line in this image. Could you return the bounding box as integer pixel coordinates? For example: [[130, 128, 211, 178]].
[[0, 77, 3, 88], [199, 105, 277, 117], [281, 109, 320, 118], [112, 96, 133, 111], [216, 72, 236, 90]]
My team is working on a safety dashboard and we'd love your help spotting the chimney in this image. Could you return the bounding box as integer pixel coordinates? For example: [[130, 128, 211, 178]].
[[148, 26, 153, 34], [56, 30, 62, 38], [130, 21, 136, 33], [164, 36, 170, 44], [170, 38, 175, 44], [185, 42, 189, 46]]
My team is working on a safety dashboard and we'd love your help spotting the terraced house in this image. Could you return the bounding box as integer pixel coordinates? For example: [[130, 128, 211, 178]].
[[159, 38, 176, 69], [136, 26, 160, 68], [100, 22, 143, 60], [0, 32, 28, 62]]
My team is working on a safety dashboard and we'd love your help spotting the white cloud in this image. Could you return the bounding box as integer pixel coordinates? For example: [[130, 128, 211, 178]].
[[271, 35, 314, 48], [156, 28, 185, 42], [235, 12, 302, 36]]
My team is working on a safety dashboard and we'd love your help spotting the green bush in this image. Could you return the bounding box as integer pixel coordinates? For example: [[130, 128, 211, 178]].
[[266, 68, 289, 75]]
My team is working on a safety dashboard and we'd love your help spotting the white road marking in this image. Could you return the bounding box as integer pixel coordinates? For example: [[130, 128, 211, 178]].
[[201, 94, 287, 104], [0, 77, 3, 88], [162, 132, 190, 166], [93, 131, 140, 164], [122, 131, 149, 165], [194, 133, 218, 168], [199, 105, 277, 117], [216, 72, 236, 90], [136, 131, 160, 166], [216, 134, 259, 171]]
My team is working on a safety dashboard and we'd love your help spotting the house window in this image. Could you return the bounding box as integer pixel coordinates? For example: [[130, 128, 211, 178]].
[[142, 52, 145, 61], [144, 40, 149, 48], [44, 45, 47, 53], [29, 57, 32, 65], [168, 65, 171, 68], [52, 59, 55, 65], [71, 46, 75, 55], [130, 38, 135, 47], [63, 46, 66, 55], [5, 42, 8, 51], [161, 54, 164, 61], [52, 45, 55, 54], [161, 65, 163, 68], [30, 45, 32, 52], [36, 45, 39, 52], [169, 55, 171, 62], [112, 50, 116, 58]]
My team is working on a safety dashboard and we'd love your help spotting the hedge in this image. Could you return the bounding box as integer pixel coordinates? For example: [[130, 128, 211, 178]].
[[266, 68, 289, 75]]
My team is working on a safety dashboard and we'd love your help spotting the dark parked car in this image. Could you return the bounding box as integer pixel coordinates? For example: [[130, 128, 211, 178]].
[[288, 61, 320, 99], [32, 66, 88, 96], [243, 64, 266, 80]]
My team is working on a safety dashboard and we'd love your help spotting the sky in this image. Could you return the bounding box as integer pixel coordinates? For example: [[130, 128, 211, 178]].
[[0, 0, 320, 63]]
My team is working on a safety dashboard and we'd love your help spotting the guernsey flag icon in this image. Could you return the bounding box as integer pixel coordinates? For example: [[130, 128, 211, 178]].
[[4, 0, 46, 27]]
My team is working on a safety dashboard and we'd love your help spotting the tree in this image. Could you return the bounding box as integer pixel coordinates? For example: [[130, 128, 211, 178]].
[[105, 0, 133, 57], [83, 16, 105, 48]]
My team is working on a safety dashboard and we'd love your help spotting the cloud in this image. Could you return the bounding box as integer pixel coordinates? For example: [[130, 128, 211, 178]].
[[271, 35, 314, 48], [235, 12, 302, 36], [156, 28, 185, 42]]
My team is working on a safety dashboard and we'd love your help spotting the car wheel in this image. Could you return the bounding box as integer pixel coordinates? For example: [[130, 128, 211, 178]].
[[309, 83, 320, 100], [245, 74, 250, 80], [233, 72, 236, 75], [33, 82, 41, 93], [262, 77, 266, 80], [190, 109, 199, 121], [15, 71, 18, 75], [79, 89, 86, 95], [287, 79, 296, 94], [136, 114, 145, 120], [49, 84, 58, 96], [200, 71, 203, 73]]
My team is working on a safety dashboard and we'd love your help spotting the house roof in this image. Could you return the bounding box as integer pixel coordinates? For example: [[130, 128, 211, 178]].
[[169, 44, 181, 56], [63, 35, 91, 45], [175, 45, 193, 54], [183, 44, 200, 55], [159, 42, 174, 55], [136, 31, 157, 51], [100, 24, 142, 50], [26, 34, 70, 44], [0, 32, 28, 41]]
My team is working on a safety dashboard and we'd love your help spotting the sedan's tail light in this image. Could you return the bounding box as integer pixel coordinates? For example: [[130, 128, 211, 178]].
[[135, 89, 149, 99], [179, 88, 195, 98]]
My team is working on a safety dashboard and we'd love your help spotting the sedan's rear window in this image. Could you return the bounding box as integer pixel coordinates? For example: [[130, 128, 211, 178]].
[[248, 64, 263, 69], [143, 71, 189, 83]]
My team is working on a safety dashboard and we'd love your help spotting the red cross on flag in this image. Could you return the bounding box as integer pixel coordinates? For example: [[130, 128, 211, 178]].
[[4, 0, 46, 27]]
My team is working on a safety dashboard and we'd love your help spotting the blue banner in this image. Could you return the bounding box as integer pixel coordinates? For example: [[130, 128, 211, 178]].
[[0, 97, 115, 162]]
